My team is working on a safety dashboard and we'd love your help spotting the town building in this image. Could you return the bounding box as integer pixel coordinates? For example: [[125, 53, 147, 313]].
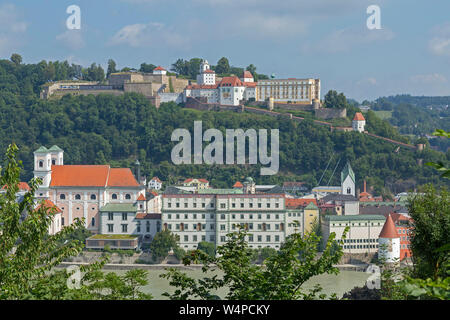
[[378, 214, 401, 263], [321, 214, 386, 254], [320, 194, 360, 215], [33, 145, 146, 233], [256, 78, 320, 104], [182, 178, 210, 190], [312, 161, 356, 197]]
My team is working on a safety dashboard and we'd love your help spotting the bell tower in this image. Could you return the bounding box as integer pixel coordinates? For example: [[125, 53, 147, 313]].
[[33, 145, 64, 199]]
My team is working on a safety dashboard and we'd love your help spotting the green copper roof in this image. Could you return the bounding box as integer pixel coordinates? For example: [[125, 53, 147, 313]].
[[324, 214, 385, 221], [304, 202, 318, 210], [99, 203, 137, 212], [34, 146, 48, 153], [196, 188, 244, 194], [48, 145, 63, 152], [341, 161, 355, 184]]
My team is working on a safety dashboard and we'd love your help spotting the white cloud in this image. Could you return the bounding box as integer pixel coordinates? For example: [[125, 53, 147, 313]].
[[234, 13, 308, 38], [301, 26, 395, 54], [429, 23, 450, 56], [357, 77, 378, 86], [56, 30, 85, 50], [109, 22, 189, 48], [0, 4, 28, 55]]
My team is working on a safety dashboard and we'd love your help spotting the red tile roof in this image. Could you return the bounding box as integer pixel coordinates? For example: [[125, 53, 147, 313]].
[[151, 177, 161, 183], [233, 181, 243, 188], [108, 168, 140, 187], [242, 71, 253, 79], [353, 112, 365, 121], [36, 199, 62, 214], [379, 214, 399, 238], [218, 76, 244, 87], [137, 194, 146, 201], [203, 69, 215, 74], [50, 165, 139, 187], [186, 84, 218, 90], [243, 82, 257, 88], [285, 198, 317, 208], [136, 213, 161, 219], [2, 182, 30, 191], [153, 66, 166, 71], [184, 178, 209, 184]]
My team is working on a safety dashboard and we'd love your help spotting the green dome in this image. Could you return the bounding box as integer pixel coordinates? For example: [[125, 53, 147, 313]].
[[244, 177, 254, 183]]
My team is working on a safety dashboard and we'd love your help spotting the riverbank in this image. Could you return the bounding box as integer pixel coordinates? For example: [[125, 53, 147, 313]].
[[57, 261, 369, 272]]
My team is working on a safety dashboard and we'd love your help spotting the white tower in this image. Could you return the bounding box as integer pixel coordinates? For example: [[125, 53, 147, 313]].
[[197, 59, 215, 85], [352, 112, 366, 133], [341, 161, 355, 197], [378, 214, 400, 263], [33, 145, 63, 199]]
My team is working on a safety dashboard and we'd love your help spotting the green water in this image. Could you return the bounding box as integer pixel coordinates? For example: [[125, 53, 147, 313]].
[[110, 269, 370, 299]]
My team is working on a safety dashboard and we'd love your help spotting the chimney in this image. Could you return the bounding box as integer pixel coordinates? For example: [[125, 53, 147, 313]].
[[135, 159, 141, 184], [364, 180, 367, 193]]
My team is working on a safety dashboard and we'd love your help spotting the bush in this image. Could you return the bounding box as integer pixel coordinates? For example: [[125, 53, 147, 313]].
[[173, 247, 186, 261], [197, 241, 215, 258]]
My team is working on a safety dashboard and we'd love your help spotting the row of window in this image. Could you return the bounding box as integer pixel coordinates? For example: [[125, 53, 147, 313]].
[[59, 193, 133, 200], [165, 222, 285, 232], [344, 245, 378, 249], [343, 238, 378, 243], [106, 222, 157, 233], [220, 235, 280, 243], [164, 213, 283, 220], [332, 222, 382, 227]]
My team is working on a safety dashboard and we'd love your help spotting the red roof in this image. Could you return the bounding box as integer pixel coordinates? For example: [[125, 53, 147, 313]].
[[379, 214, 399, 238], [36, 200, 62, 214], [186, 84, 218, 90], [203, 69, 215, 74], [353, 112, 365, 121], [285, 198, 317, 208], [50, 165, 139, 187], [153, 66, 166, 71], [233, 181, 243, 188], [151, 177, 161, 183], [242, 71, 253, 79], [135, 213, 161, 219], [150, 191, 159, 197], [243, 82, 257, 88], [2, 182, 30, 191], [218, 76, 244, 87], [137, 194, 146, 201], [184, 178, 209, 184]]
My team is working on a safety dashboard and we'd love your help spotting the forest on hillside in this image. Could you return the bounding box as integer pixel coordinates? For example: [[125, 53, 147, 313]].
[[0, 56, 449, 197]]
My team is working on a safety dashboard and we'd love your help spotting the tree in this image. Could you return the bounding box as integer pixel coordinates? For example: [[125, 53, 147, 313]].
[[10, 53, 22, 66], [106, 59, 117, 78], [215, 57, 230, 74], [0, 144, 150, 299], [82, 63, 105, 82], [171, 58, 189, 76], [197, 241, 215, 258], [149, 230, 179, 262], [323, 90, 348, 109], [407, 185, 449, 279], [139, 63, 157, 73], [161, 227, 348, 300], [246, 64, 256, 76]]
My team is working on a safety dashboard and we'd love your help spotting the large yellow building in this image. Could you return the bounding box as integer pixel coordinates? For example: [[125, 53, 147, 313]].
[[256, 78, 320, 104]]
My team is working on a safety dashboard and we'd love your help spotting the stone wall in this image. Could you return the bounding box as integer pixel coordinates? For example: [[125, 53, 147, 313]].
[[315, 108, 347, 119]]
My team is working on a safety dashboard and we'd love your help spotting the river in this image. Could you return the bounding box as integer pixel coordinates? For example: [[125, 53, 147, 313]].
[[110, 268, 370, 299]]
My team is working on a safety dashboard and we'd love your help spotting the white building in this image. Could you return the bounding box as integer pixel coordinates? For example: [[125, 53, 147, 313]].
[[256, 78, 320, 104], [184, 59, 257, 106], [153, 66, 167, 75], [341, 162, 356, 197], [321, 214, 386, 254], [352, 112, 366, 132], [378, 213, 401, 263]]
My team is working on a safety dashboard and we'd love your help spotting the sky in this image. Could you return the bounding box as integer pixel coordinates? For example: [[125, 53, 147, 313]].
[[0, 0, 449, 101]]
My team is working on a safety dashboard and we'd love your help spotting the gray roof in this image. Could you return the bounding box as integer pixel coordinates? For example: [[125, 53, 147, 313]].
[[324, 214, 385, 222], [322, 193, 358, 203]]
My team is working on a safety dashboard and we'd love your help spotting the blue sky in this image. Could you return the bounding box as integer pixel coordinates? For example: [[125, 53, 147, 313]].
[[1, 0, 449, 101]]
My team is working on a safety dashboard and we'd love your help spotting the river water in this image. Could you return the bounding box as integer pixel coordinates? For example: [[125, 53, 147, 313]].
[[111, 268, 370, 299]]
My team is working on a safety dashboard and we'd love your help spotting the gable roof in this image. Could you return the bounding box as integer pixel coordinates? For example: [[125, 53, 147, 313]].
[[35, 199, 62, 214], [242, 71, 253, 78], [285, 198, 317, 208], [151, 176, 162, 183], [153, 66, 166, 71], [2, 182, 30, 191], [233, 181, 243, 188], [137, 194, 146, 201], [379, 214, 400, 238], [50, 165, 139, 187]]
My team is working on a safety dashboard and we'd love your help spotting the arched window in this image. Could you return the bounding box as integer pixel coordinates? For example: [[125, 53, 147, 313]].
[[90, 194, 96, 200], [347, 187, 351, 194], [75, 194, 81, 200], [91, 217, 95, 226], [125, 194, 131, 200], [112, 193, 118, 200], [52, 159, 56, 165], [39, 160, 43, 168], [60, 194, 66, 200]]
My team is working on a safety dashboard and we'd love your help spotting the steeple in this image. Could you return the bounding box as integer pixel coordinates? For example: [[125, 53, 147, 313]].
[[341, 161, 355, 196], [379, 214, 399, 238]]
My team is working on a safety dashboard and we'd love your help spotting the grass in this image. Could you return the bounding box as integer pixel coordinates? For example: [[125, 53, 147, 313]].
[[89, 234, 138, 240]]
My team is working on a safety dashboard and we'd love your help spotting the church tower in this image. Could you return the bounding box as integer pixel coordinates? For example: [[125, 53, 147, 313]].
[[341, 161, 355, 196], [33, 145, 63, 199], [378, 214, 400, 263], [197, 59, 216, 85]]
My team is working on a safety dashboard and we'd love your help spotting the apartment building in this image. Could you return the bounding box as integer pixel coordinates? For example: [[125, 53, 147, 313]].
[[256, 78, 320, 104], [161, 189, 289, 250]]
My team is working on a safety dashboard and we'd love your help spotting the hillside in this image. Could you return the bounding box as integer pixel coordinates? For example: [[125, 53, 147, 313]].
[[0, 58, 449, 196]]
